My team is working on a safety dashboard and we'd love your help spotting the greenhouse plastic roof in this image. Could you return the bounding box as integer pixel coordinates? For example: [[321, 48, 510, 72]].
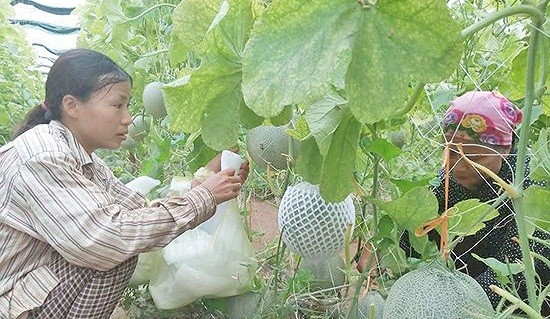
[[11, 0, 85, 74]]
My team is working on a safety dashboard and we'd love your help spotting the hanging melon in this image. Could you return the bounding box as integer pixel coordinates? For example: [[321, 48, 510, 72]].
[[382, 264, 493, 319], [348, 291, 385, 319], [245, 124, 299, 170], [299, 255, 346, 291], [143, 81, 167, 119], [278, 182, 355, 262], [127, 115, 151, 142]]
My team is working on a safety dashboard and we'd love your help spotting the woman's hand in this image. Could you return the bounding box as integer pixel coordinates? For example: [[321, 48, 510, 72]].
[[201, 168, 243, 204], [192, 149, 250, 189]]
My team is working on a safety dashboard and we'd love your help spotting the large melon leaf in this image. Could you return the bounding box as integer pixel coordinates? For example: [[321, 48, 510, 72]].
[[165, 0, 259, 150], [347, 0, 463, 124], [242, 0, 359, 117], [169, 0, 224, 65]]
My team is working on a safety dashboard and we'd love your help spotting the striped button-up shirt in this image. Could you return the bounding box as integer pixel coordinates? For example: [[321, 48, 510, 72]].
[[0, 121, 217, 318]]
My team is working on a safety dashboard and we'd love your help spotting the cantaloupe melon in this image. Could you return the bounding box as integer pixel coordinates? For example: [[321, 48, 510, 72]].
[[128, 115, 150, 142], [245, 124, 299, 170], [143, 81, 167, 119], [382, 265, 493, 319], [348, 291, 385, 319], [388, 130, 406, 148], [299, 255, 346, 291], [226, 291, 274, 319]]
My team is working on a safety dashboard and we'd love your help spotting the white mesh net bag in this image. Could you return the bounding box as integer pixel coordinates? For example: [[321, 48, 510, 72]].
[[278, 182, 355, 261]]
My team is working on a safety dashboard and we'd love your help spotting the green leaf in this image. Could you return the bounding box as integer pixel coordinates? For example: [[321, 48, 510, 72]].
[[164, 75, 200, 132], [295, 137, 323, 185], [368, 138, 402, 162], [522, 186, 550, 236], [390, 177, 433, 194], [530, 128, 550, 182], [239, 103, 264, 129], [305, 92, 347, 156], [201, 86, 243, 150], [371, 214, 394, 242], [242, 0, 359, 117], [377, 186, 439, 233], [320, 109, 361, 202], [447, 199, 499, 238], [187, 137, 218, 172], [270, 105, 294, 126], [166, 0, 254, 150], [286, 116, 310, 141], [169, 0, 224, 65], [347, 0, 463, 124], [472, 253, 524, 285]]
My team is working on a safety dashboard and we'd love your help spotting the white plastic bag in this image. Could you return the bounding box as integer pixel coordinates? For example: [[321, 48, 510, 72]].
[[125, 176, 162, 285], [147, 151, 256, 309], [125, 176, 160, 196]]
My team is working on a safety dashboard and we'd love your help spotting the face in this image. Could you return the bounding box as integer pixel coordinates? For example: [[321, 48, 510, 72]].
[[67, 81, 132, 154], [445, 135, 510, 190]]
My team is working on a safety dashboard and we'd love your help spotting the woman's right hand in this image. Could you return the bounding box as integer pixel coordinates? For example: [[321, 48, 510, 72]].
[[200, 168, 243, 204]]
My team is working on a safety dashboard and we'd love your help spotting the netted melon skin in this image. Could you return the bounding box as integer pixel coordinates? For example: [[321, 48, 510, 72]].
[[278, 182, 355, 261], [246, 125, 296, 170], [382, 266, 493, 319], [349, 291, 385, 319], [299, 255, 346, 290]]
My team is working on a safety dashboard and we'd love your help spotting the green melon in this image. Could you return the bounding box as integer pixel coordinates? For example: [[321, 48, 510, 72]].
[[143, 81, 167, 119], [382, 265, 493, 319], [226, 291, 274, 319], [388, 130, 406, 148], [299, 255, 346, 291], [245, 124, 299, 170], [120, 135, 137, 149], [349, 291, 385, 319], [128, 115, 150, 142]]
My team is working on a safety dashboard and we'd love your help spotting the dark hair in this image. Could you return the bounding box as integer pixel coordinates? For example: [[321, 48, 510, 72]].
[[13, 48, 132, 138]]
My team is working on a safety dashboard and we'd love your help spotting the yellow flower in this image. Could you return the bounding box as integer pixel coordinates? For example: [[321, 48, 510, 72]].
[[461, 114, 487, 133]]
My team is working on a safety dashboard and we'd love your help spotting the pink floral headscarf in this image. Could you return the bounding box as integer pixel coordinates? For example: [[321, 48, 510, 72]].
[[442, 91, 523, 146]]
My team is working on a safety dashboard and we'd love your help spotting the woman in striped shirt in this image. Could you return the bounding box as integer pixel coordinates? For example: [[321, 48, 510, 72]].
[[0, 48, 247, 318]]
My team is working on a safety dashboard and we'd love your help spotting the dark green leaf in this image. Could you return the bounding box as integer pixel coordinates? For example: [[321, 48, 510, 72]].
[[295, 137, 323, 185], [369, 138, 402, 162], [320, 109, 361, 202]]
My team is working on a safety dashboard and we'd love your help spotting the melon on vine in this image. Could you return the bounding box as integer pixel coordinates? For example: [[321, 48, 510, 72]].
[[225, 290, 274, 319], [382, 264, 493, 319], [299, 255, 346, 291], [348, 291, 385, 319], [245, 124, 299, 170], [388, 130, 406, 148], [120, 135, 137, 150], [143, 81, 167, 119], [128, 115, 151, 142]]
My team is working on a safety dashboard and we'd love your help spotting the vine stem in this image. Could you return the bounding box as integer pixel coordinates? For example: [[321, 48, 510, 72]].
[[460, 2, 548, 312], [510, 9, 545, 310], [456, 144, 519, 198], [393, 82, 425, 117], [490, 285, 544, 319], [124, 3, 177, 23], [366, 124, 380, 236], [461, 5, 545, 39]]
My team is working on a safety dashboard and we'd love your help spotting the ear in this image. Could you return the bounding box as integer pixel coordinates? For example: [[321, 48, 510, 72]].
[[61, 95, 80, 119]]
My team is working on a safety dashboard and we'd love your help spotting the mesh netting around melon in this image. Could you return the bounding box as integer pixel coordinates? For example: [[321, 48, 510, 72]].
[[278, 182, 355, 261]]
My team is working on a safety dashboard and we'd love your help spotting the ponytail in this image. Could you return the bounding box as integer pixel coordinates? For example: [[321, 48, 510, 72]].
[[12, 102, 52, 139]]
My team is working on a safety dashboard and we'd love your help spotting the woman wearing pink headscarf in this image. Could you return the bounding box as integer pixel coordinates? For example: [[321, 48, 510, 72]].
[[402, 91, 548, 315]]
